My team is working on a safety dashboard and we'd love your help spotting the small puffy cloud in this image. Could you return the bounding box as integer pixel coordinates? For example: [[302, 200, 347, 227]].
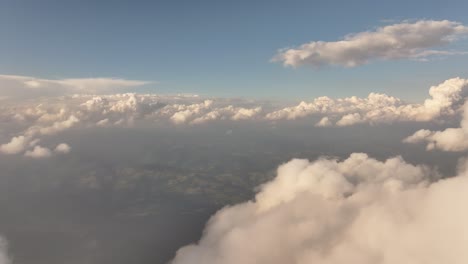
[[273, 20, 468, 68], [24, 145, 52, 158], [315, 116, 332, 127], [0, 135, 29, 154], [404, 101, 468, 151], [171, 153, 468, 264], [0, 74, 150, 99], [336, 113, 364, 126], [55, 143, 71, 154]]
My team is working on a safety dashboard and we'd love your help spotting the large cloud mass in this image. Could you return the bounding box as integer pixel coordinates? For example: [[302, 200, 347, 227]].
[[404, 100, 468, 151], [273, 20, 468, 68], [1, 75, 468, 158], [171, 153, 468, 264]]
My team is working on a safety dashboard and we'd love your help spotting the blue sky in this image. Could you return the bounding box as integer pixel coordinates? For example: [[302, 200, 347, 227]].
[[2, 0, 468, 100]]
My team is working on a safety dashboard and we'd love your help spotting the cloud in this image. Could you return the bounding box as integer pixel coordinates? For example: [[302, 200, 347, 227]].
[[273, 20, 468, 68], [315, 117, 332, 127], [0, 74, 150, 99], [55, 143, 71, 154], [171, 152, 468, 264], [24, 145, 53, 158], [404, 101, 468, 151], [266, 77, 468, 126], [0, 135, 30, 154]]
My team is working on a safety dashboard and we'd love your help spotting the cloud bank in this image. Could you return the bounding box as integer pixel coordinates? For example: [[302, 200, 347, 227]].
[[267, 77, 468, 126], [171, 153, 468, 264], [1, 74, 467, 158], [273, 20, 468, 68], [404, 100, 468, 151]]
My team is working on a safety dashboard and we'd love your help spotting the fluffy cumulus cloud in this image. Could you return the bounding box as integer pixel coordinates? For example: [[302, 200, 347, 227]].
[[171, 153, 468, 264], [404, 101, 468, 151], [0, 92, 264, 158], [0, 74, 149, 99], [267, 77, 468, 126], [24, 145, 53, 159], [273, 20, 468, 68], [54, 143, 71, 154], [1, 74, 468, 158]]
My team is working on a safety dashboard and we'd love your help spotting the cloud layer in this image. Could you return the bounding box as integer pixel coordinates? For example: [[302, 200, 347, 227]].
[[171, 153, 468, 264], [273, 20, 468, 68], [1, 75, 467, 158], [267, 77, 468, 126], [404, 100, 468, 151]]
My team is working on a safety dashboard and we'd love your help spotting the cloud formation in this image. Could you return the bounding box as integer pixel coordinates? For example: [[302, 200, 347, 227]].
[[1, 75, 467, 158], [171, 153, 468, 264], [0, 93, 263, 158], [404, 101, 468, 151], [273, 20, 468, 68], [267, 77, 468, 126]]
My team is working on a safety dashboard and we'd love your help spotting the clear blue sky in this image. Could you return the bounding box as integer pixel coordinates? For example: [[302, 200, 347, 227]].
[[1, 0, 468, 100]]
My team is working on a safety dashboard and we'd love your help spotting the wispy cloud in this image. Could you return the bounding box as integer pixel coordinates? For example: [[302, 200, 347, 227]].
[[0, 74, 151, 99]]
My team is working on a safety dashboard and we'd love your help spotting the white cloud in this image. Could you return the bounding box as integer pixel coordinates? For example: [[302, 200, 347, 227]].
[[54, 143, 71, 154], [315, 117, 332, 127], [273, 20, 468, 68], [404, 101, 468, 151], [0, 135, 30, 154], [266, 77, 468, 126], [24, 145, 52, 158], [171, 153, 468, 264]]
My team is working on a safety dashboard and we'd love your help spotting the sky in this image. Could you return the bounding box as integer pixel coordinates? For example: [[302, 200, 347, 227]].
[[4, 2, 468, 264], [2, 0, 468, 100]]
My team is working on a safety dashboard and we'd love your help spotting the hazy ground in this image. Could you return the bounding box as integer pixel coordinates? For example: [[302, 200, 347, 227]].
[[0, 121, 461, 264]]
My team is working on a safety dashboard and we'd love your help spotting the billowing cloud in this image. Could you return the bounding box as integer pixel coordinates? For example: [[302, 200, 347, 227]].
[[1, 75, 467, 159], [404, 101, 468, 151], [0, 92, 263, 157], [273, 20, 468, 68], [171, 153, 468, 264], [0, 74, 150, 99], [266, 77, 468, 126]]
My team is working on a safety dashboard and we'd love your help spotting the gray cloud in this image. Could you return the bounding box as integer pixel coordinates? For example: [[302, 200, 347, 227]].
[[273, 20, 468, 68]]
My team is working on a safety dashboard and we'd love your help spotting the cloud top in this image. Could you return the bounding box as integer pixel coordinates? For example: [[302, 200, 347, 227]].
[[171, 153, 468, 264], [273, 20, 468, 68]]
